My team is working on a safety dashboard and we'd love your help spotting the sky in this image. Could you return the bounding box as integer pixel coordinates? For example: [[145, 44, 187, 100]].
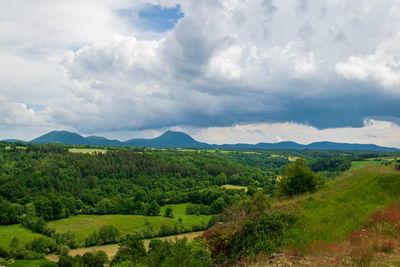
[[0, 0, 399, 147]]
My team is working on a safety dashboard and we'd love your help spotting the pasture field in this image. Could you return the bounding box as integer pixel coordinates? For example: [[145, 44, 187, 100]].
[[0, 259, 52, 267], [0, 224, 48, 251], [47, 203, 211, 243], [351, 160, 384, 170], [68, 148, 108, 154], [221, 184, 248, 191]]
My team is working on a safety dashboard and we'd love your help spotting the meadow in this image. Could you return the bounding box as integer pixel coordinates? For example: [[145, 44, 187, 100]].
[[0, 259, 51, 267], [68, 148, 108, 154], [351, 160, 386, 170], [221, 184, 248, 191], [277, 165, 400, 250], [47, 203, 211, 243], [0, 224, 49, 251]]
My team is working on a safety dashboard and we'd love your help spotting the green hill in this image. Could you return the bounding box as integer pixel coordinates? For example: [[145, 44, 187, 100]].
[[280, 165, 400, 248], [203, 164, 400, 265]]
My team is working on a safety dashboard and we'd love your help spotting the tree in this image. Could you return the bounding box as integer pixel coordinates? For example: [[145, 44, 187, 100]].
[[277, 157, 319, 197], [98, 225, 120, 244], [145, 200, 160, 216], [163, 207, 174, 218], [111, 234, 146, 265], [211, 197, 226, 214]]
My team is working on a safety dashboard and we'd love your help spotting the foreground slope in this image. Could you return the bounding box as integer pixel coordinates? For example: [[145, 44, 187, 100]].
[[279, 165, 400, 248], [203, 164, 400, 265]]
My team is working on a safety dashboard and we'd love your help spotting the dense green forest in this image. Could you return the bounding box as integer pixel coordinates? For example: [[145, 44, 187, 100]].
[[0, 143, 271, 224]]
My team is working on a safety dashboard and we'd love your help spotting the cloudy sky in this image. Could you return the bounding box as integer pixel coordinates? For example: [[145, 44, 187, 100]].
[[0, 0, 399, 147]]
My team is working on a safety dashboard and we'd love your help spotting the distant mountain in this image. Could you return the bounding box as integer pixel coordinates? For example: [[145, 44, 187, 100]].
[[1, 139, 26, 143], [3, 130, 398, 151], [31, 131, 87, 144], [30, 131, 122, 146], [124, 130, 211, 148]]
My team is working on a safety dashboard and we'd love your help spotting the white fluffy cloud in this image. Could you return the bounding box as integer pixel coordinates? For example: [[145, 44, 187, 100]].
[[0, 96, 46, 126], [336, 35, 400, 90], [190, 119, 400, 148]]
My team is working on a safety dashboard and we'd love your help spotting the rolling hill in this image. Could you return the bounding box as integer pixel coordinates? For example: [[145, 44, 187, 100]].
[[2, 130, 398, 151]]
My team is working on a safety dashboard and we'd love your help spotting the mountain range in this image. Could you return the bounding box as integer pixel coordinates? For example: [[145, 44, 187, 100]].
[[1, 130, 399, 151]]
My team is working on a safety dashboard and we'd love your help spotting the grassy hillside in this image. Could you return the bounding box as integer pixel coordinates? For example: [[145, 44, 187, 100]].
[[203, 164, 400, 265], [277, 165, 400, 249]]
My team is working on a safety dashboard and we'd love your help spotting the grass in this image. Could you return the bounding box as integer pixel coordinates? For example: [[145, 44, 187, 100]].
[[0, 224, 48, 251], [48, 203, 211, 243], [68, 148, 108, 154], [221, 184, 248, 191], [350, 160, 382, 170], [278, 165, 400, 250], [0, 259, 52, 267]]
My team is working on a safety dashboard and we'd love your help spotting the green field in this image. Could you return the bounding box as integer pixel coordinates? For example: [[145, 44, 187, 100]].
[[351, 160, 383, 170], [0, 224, 48, 251], [279, 165, 400, 249], [48, 203, 211, 243], [221, 184, 248, 191], [0, 259, 52, 267], [68, 148, 108, 154]]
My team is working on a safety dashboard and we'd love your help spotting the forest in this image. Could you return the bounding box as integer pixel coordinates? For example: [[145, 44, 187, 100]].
[[0, 141, 399, 266]]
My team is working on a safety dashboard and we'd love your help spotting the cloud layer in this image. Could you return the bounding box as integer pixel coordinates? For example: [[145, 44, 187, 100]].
[[0, 0, 399, 146]]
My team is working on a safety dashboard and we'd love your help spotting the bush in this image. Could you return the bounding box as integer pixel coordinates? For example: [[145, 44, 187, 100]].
[[0, 246, 8, 258], [53, 231, 78, 249], [164, 207, 174, 218], [98, 225, 120, 244], [57, 245, 70, 256], [111, 234, 146, 265], [277, 158, 319, 197], [86, 225, 120, 246], [26, 237, 51, 254]]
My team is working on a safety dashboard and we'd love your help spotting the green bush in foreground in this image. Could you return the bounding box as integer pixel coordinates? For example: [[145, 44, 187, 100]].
[[110, 234, 212, 267], [278, 157, 320, 197]]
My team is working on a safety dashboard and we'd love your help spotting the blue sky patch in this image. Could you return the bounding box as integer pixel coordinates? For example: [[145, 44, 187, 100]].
[[120, 4, 184, 32]]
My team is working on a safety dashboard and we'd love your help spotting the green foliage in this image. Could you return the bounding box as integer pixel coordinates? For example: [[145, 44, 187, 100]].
[[52, 231, 77, 249], [309, 157, 351, 173], [58, 251, 108, 267], [111, 234, 147, 265], [277, 158, 319, 197], [98, 225, 121, 244], [0, 245, 9, 257], [25, 237, 51, 254], [85, 225, 120, 247], [163, 207, 174, 218], [145, 238, 212, 267], [0, 145, 260, 224], [145, 201, 160, 216], [229, 212, 295, 258], [284, 165, 400, 249]]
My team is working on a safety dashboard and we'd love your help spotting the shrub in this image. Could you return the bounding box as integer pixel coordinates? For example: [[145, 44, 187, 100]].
[[164, 207, 174, 218], [277, 157, 319, 197], [57, 245, 70, 256], [26, 237, 51, 254], [98, 225, 121, 244], [0, 246, 8, 258]]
